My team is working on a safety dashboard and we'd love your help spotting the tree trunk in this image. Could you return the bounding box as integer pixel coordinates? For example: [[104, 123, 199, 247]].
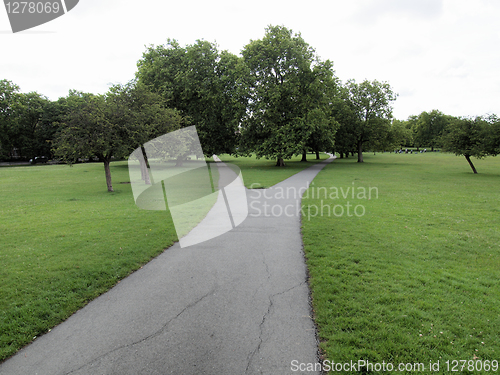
[[276, 157, 285, 167], [315, 150, 320, 160], [140, 146, 151, 184], [357, 141, 364, 163], [465, 154, 478, 174], [175, 155, 184, 167], [301, 150, 307, 162], [339, 152, 344, 159], [103, 158, 114, 192]]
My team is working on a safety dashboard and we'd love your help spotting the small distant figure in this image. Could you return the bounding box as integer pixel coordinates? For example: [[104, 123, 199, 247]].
[[424, 149, 427, 153]]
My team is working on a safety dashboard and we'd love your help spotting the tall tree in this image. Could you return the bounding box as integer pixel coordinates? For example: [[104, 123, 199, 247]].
[[442, 116, 488, 174], [136, 40, 247, 156], [332, 86, 359, 159], [302, 60, 340, 160], [345, 79, 397, 162], [53, 92, 116, 190], [240, 25, 335, 166]]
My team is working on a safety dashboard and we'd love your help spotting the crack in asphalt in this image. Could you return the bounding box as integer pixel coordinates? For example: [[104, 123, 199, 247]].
[[245, 280, 308, 374], [64, 286, 217, 375]]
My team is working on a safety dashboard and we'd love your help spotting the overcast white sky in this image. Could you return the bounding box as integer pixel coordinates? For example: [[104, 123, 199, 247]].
[[1, 0, 499, 120]]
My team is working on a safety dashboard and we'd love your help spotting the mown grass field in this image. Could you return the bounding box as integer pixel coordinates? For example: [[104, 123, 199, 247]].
[[0, 154, 324, 362], [0, 162, 179, 361], [302, 152, 500, 374]]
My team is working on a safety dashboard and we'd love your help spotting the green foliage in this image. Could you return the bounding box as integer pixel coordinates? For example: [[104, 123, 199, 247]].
[[344, 79, 397, 162], [240, 25, 338, 166], [442, 116, 490, 173], [386, 119, 413, 150], [303, 61, 341, 157], [0, 79, 20, 159], [136, 40, 247, 156], [332, 87, 358, 157], [412, 110, 450, 150], [443, 117, 488, 158], [302, 153, 500, 372], [53, 92, 111, 163], [105, 81, 185, 151], [53, 84, 184, 191], [0, 80, 53, 160], [483, 114, 500, 156]]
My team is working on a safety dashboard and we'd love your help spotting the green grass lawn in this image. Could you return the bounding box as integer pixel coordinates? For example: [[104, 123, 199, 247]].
[[0, 162, 179, 361], [302, 152, 500, 374], [0, 153, 326, 362]]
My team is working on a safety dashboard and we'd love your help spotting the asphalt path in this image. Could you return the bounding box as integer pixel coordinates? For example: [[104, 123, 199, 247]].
[[0, 155, 335, 375]]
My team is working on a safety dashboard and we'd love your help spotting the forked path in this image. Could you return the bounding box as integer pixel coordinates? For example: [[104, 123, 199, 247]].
[[0, 155, 335, 375]]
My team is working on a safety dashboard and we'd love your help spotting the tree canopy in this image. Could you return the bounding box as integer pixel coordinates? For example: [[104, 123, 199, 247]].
[[136, 39, 247, 156], [442, 116, 489, 173], [412, 110, 450, 151], [53, 83, 184, 192], [240, 25, 339, 166], [344, 79, 397, 162]]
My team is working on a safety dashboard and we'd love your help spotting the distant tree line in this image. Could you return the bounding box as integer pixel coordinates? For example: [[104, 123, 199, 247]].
[[392, 110, 500, 173], [1, 25, 499, 192]]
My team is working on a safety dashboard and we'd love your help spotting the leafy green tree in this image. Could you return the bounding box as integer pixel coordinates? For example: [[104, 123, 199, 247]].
[[0, 80, 53, 160], [442, 116, 489, 174], [331, 86, 358, 158], [35, 99, 66, 158], [345, 79, 397, 162], [390, 119, 413, 149], [54, 84, 184, 192], [53, 92, 116, 190], [370, 119, 412, 152], [413, 110, 449, 151], [136, 40, 247, 156], [301, 60, 340, 160], [483, 114, 500, 156], [240, 25, 336, 166], [11, 92, 51, 159], [0, 79, 20, 159]]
